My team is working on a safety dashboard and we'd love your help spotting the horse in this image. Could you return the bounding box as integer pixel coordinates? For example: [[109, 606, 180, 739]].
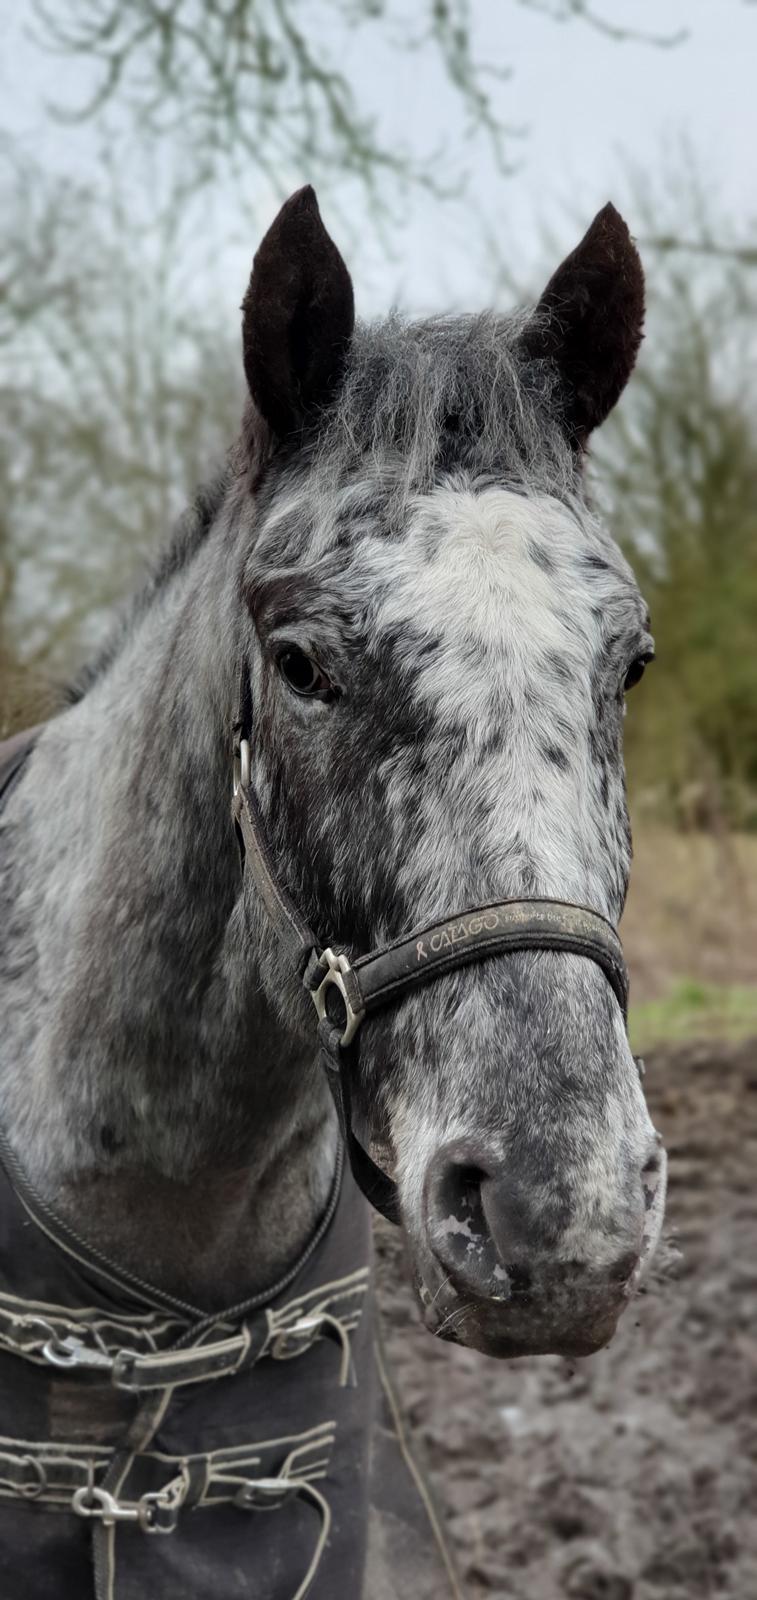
[[0, 187, 666, 1599]]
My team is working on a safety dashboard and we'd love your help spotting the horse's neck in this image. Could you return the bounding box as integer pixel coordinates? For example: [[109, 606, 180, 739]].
[[0, 528, 335, 1309]]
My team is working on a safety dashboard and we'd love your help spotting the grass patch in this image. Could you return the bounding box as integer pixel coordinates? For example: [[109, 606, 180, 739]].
[[629, 980, 757, 1054]]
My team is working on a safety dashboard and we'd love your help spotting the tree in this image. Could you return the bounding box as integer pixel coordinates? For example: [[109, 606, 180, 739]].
[[597, 172, 757, 826], [0, 146, 243, 727], [30, 0, 682, 214]]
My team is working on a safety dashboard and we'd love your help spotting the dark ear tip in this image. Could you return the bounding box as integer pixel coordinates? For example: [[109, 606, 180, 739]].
[[268, 185, 322, 238], [594, 200, 627, 230], [282, 183, 320, 217], [586, 202, 641, 266]]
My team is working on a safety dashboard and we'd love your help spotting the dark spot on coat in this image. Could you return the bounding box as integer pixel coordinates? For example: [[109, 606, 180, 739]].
[[543, 649, 572, 685], [542, 743, 570, 772], [100, 1124, 123, 1156], [527, 540, 555, 574]]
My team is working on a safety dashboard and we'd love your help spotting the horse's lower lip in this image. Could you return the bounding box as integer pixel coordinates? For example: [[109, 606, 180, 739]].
[[420, 1288, 626, 1358]]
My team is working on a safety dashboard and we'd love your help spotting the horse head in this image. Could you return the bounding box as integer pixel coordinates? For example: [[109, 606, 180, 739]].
[[234, 187, 665, 1360]]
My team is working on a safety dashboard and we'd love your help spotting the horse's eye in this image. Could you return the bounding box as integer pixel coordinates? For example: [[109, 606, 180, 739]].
[[277, 646, 333, 699], [624, 651, 655, 692]]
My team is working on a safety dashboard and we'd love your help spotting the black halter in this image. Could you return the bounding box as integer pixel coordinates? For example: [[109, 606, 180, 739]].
[[232, 670, 629, 1227]]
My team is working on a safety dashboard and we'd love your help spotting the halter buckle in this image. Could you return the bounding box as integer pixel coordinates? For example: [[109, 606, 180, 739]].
[[311, 948, 364, 1048]]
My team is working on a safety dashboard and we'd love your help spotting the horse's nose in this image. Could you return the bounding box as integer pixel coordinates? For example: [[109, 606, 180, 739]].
[[423, 1138, 652, 1301]]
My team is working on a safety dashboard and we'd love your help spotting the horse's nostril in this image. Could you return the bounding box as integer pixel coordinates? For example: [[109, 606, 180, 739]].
[[424, 1140, 556, 1295], [506, 1263, 532, 1294], [456, 1164, 488, 1200], [423, 1143, 502, 1287]]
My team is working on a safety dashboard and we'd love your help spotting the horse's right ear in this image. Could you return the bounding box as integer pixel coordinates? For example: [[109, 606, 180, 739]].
[[523, 203, 645, 449], [242, 186, 355, 441]]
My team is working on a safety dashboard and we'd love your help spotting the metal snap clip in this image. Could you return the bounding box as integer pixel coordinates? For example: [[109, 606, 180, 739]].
[[72, 1483, 182, 1534], [42, 1334, 114, 1372], [72, 1486, 140, 1526]]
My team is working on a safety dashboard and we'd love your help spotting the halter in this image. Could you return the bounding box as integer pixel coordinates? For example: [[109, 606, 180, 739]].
[[232, 667, 629, 1227]]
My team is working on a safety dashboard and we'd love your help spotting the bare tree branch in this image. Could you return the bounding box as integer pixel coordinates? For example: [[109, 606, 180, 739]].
[[0, 146, 244, 689], [29, 0, 682, 213], [513, 0, 686, 47], [640, 235, 757, 267]]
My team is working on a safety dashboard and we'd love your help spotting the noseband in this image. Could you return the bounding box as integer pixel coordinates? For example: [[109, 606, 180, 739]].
[[232, 669, 629, 1227]]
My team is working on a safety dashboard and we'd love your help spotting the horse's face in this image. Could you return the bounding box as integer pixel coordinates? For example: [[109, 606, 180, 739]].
[[239, 188, 666, 1359]]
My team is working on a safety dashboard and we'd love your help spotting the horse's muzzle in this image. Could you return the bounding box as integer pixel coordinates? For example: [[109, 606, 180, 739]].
[[413, 1138, 667, 1359]]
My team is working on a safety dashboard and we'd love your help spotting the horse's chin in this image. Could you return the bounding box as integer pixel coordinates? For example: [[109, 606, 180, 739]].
[[413, 1267, 627, 1359], [411, 1147, 668, 1361]]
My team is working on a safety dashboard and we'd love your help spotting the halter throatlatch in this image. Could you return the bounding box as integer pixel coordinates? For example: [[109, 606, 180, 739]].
[[232, 667, 630, 1227]]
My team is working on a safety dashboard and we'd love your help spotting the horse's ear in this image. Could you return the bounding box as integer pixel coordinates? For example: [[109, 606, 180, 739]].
[[242, 186, 355, 440], [524, 203, 644, 448]]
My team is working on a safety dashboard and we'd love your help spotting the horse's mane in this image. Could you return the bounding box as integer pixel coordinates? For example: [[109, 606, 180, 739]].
[[65, 466, 232, 704]]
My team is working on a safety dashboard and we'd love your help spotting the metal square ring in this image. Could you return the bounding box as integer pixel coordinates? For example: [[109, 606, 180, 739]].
[[311, 948, 364, 1048]]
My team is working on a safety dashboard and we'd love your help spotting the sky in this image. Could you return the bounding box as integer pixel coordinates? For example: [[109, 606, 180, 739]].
[[1, 0, 755, 321]]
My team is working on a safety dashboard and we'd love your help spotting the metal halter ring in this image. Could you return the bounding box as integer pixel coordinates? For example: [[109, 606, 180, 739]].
[[310, 948, 364, 1048], [232, 737, 251, 799]]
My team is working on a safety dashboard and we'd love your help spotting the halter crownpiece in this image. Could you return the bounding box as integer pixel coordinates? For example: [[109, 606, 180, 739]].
[[232, 666, 630, 1226]]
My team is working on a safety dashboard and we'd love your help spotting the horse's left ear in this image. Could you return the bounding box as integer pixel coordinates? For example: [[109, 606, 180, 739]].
[[525, 203, 645, 448], [242, 185, 355, 440]]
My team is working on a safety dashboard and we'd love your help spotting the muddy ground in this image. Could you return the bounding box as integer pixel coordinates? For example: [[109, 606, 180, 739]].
[[375, 1038, 757, 1600]]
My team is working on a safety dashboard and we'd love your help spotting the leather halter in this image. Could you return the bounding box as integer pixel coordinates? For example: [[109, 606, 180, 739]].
[[232, 669, 630, 1227]]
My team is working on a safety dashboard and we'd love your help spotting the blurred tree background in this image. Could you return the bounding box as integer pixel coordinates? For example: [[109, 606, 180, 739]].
[[600, 166, 757, 834], [1, 0, 756, 860], [0, 142, 242, 723]]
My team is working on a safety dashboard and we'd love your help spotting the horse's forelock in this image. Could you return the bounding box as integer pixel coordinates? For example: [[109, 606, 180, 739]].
[[311, 311, 578, 503]]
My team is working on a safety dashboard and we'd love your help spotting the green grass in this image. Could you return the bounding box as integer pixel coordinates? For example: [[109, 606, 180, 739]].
[[629, 979, 757, 1054]]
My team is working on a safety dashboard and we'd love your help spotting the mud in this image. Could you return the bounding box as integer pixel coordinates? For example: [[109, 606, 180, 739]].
[[375, 1038, 757, 1599]]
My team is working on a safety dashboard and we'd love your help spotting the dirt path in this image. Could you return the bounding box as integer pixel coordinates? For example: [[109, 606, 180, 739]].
[[375, 1038, 757, 1599]]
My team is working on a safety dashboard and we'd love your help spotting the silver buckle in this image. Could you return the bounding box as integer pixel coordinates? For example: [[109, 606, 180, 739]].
[[311, 948, 364, 1047]]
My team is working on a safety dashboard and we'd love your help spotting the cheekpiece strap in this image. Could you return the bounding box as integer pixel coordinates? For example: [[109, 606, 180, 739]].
[[232, 663, 318, 969]]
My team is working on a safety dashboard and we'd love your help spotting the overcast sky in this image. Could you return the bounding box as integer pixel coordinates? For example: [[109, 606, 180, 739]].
[[1, 0, 754, 320]]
